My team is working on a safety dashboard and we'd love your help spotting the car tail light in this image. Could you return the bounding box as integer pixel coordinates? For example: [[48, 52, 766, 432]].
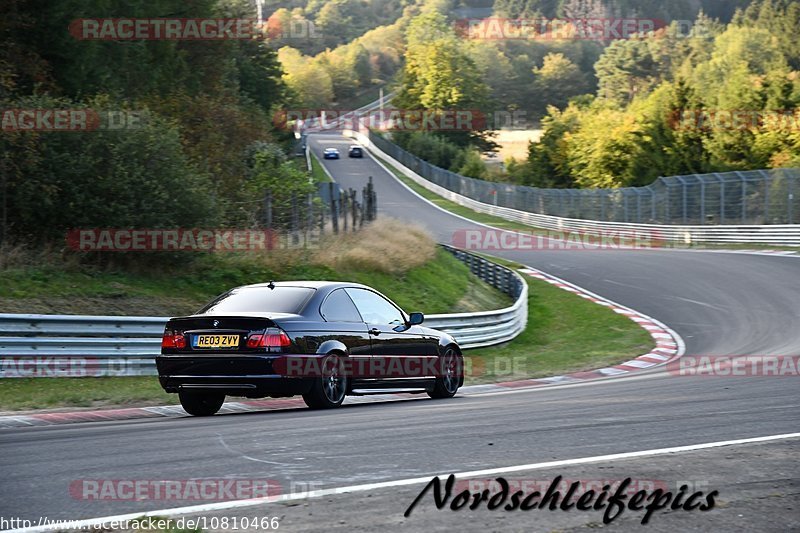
[[247, 328, 291, 351], [161, 330, 186, 349]]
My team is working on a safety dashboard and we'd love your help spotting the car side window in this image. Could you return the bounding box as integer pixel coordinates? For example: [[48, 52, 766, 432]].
[[345, 288, 405, 326], [320, 289, 363, 323]]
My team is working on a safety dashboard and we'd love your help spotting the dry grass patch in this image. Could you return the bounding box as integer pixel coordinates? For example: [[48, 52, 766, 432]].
[[312, 217, 436, 274]]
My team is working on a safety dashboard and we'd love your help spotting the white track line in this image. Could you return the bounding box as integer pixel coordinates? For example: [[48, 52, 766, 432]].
[[10, 432, 800, 533]]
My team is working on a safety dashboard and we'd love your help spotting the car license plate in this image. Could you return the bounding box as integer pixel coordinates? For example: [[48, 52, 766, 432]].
[[193, 334, 239, 349]]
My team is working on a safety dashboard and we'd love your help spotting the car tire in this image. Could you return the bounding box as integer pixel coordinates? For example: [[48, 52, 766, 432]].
[[427, 347, 462, 399], [303, 353, 348, 409], [178, 390, 225, 416]]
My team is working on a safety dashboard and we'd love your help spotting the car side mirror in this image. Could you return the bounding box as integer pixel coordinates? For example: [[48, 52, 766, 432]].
[[408, 312, 424, 326]]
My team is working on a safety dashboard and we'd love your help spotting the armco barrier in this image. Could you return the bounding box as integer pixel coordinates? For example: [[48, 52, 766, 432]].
[[347, 129, 800, 246], [0, 247, 527, 377]]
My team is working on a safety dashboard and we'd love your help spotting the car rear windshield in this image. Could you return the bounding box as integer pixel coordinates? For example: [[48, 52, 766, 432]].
[[197, 287, 315, 315]]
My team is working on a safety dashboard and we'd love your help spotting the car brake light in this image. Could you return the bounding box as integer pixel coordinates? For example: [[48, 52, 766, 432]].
[[161, 330, 186, 349], [247, 328, 291, 350]]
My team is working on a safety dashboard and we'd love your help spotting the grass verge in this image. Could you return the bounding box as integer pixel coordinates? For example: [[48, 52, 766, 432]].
[[0, 377, 173, 412], [0, 219, 510, 317], [463, 263, 653, 384], [309, 151, 332, 182]]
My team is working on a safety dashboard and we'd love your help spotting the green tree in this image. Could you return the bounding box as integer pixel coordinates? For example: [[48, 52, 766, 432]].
[[456, 149, 490, 179], [396, 12, 489, 111], [692, 25, 797, 169], [595, 39, 659, 105], [565, 105, 649, 188], [736, 0, 800, 69], [467, 42, 520, 112], [347, 44, 374, 87], [532, 53, 589, 114], [278, 47, 334, 107], [494, 0, 559, 18], [2, 95, 217, 243], [525, 99, 587, 188], [395, 11, 492, 150]]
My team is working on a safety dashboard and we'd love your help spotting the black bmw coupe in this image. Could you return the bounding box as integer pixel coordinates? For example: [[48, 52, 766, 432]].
[[157, 281, 463, 415]]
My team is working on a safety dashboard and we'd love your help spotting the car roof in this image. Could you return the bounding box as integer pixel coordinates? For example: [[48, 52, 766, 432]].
[[238, 280, 371, 291]]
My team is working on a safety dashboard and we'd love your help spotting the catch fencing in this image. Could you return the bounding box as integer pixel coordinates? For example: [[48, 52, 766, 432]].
[[359, 130, 800, 245], [369, 131, 800, 227]]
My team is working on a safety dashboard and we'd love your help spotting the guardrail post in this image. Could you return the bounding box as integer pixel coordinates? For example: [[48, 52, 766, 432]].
[[330, 182, 339, 234], [649, 187, 656, 222], [341, 190, 348, 233], [291, 191, 299, 245], [263, 191, 272, 229], [700, 180, 706, 224], [738, 172, 747, 224], [350, 189, 357, 230], [682, 180, 688, 224]]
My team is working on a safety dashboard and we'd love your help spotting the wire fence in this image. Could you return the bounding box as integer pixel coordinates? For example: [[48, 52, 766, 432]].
[[369, 131, 800, 225], [260, 179, 378, 246]]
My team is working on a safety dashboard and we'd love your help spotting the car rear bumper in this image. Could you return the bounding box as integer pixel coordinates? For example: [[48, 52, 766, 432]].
[[156, 355, 312, 397]]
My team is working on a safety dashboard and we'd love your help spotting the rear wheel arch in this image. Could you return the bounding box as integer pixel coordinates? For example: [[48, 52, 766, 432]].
[[316, 339, 349, 356]]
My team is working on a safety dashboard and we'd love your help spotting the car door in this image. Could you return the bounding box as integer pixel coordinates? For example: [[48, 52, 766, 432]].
[[318, 288, 372, 370], [344, 287, 438, 388]]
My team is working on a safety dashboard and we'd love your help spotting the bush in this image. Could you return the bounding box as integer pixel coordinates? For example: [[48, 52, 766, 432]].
[[1, 95, 218, 244], [392, 131, 492, 180]]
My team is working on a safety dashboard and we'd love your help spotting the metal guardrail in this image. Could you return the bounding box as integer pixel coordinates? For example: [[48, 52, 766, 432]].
[[351, 130, 800, 246], [0, 248, 528, 377], [430, 245, 527, 349]]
